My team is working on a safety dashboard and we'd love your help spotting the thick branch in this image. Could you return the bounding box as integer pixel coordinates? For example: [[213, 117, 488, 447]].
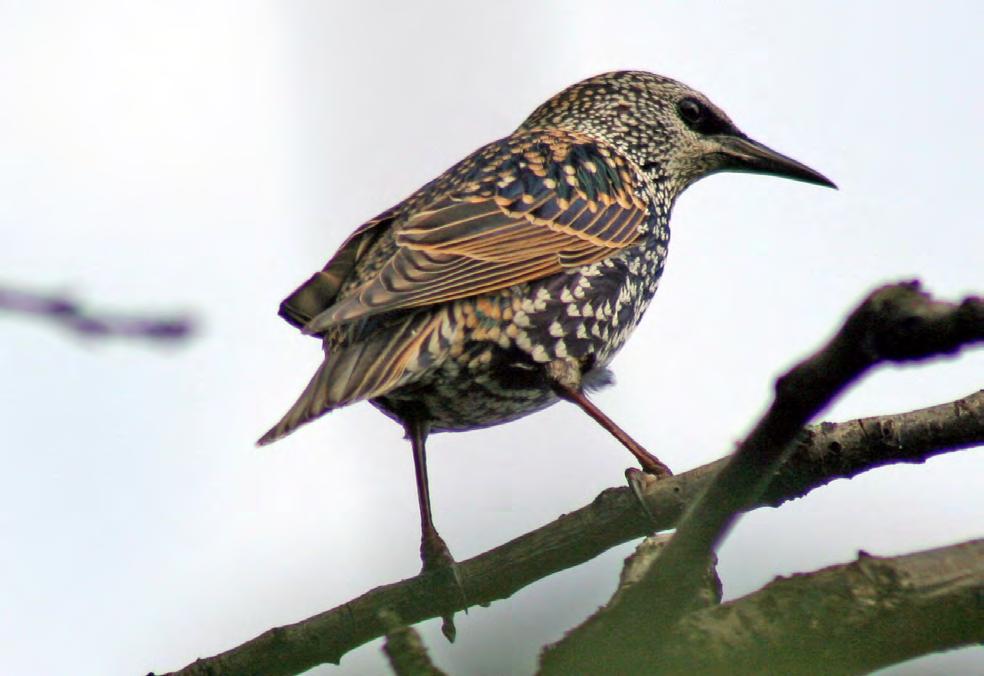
[[540, 283, 983, 673], [607, 534, 721, 613], [654, 538, 984, 675], [158, 389, 984, 676], [0, 285, 193, 341], [601, 535, 984, 674]]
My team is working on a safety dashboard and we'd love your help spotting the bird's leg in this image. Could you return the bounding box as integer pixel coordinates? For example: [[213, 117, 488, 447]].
[[547, 358, 673, 478], [408, 418, 453, 570], [556, 384, 674, 478], [405, 417, 464, 642]]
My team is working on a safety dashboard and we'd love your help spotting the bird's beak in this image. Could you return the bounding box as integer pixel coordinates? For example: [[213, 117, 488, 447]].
[[716, 134, 837, 189]]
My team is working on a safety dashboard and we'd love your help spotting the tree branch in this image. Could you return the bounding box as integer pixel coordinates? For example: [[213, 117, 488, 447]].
[[649, 538, 984, 675], [606, 534, 721, 614], [0, 285, 193, 342], [379, 609, 446, 676], [592, 534, 983, 674], [157, 390, 983, 676], [539, 282, 983, 673]]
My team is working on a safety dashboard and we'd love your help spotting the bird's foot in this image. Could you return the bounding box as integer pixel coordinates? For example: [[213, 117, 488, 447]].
[[625, 464, 672, 525], [420, 530, 466, 642], [627, 442, 673, 524]]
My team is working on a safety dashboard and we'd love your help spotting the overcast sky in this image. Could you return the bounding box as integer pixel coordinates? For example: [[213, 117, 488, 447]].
[[1, 2, 981, 674]]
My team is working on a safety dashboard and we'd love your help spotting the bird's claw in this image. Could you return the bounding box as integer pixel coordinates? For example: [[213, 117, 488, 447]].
[[420, 532, 467, 643], [625, 466, 667, 525]]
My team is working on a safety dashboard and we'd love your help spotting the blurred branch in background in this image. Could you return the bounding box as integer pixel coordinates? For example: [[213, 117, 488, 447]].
[[0, 285, 194, 343], [379, 609, 446, 676]]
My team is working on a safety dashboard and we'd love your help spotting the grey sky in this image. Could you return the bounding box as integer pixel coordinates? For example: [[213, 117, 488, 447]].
[[1, 2, 981, 674]]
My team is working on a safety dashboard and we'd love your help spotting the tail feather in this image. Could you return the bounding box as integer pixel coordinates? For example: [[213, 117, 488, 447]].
[[257, 360, 337, 446], [257, 311, 446, 446], [257, 340, 382, 446]]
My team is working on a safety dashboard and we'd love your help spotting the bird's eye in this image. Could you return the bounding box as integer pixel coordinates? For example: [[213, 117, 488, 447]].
[[677, 98, 705, 127], [677, 97, 734, 135]]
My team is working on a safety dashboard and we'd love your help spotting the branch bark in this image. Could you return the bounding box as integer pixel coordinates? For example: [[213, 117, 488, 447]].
[[157, 389, 984, 676], [607, 534, 721, 615], [646, 538, 984, 675], [539, 282, 984, 673]]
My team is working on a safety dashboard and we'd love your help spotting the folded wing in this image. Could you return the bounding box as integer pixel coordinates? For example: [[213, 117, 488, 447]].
[[305, 130, 650, 332]]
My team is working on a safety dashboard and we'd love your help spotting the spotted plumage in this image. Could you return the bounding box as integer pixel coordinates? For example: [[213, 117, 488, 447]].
[[264, 126, 669, 437], [258, 71, 833, 595]]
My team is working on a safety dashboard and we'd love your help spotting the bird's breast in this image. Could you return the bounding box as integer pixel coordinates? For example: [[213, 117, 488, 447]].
[[374, 234, 669, 432]]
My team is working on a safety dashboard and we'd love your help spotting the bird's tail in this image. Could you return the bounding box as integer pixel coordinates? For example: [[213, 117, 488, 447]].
[[257, 311, 446, 446], [257, 359, 337, 446]]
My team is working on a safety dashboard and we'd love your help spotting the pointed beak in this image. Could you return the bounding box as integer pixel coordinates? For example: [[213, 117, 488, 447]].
[[716, 135, 837, 189]]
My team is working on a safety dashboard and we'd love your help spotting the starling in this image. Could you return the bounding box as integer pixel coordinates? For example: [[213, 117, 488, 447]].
[[259, 71, 833, 609]]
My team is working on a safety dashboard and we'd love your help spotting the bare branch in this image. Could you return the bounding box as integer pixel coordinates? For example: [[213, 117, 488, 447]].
[[379, 609, 446, 676], [156, 389, 983, 676], [0, 285, 193, 342], [539, 282, 984, 673], [649, 538, 984, 675]]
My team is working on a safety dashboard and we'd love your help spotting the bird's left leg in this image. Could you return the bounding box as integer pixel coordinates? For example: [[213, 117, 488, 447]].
[[405, 416, 465, 641], [546, 358, 673, 478]]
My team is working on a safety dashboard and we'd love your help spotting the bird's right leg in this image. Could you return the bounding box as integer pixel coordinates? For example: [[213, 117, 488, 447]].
[[546, 358, 673, 478], [405, 416, 464, 642]]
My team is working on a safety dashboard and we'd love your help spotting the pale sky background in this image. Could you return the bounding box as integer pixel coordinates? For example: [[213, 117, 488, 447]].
[[1, 2, 981, 675]]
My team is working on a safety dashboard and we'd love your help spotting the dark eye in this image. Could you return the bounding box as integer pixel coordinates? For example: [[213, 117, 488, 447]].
[[677, 98, 704, 126], [677, 97, 734, 135]]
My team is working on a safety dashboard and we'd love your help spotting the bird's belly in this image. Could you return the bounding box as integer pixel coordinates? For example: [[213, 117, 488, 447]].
[[372, 244, 666, 432], [375, 353, 561, 432]]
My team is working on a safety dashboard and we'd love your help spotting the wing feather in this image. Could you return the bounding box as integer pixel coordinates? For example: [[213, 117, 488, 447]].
[[276, 208, 395, 329], [305, 130, 651, 332]]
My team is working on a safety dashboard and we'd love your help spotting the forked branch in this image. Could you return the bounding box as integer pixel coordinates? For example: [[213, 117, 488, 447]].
[[160, 390, 983, 676], [540, 281, 983, 673], [159, 282, 983, 676]]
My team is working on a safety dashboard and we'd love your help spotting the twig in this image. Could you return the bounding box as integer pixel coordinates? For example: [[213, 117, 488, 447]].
[[539, 282, 984, 673], [0, 285, 193, 342], [379, 609, 446, 676], [156, 389, 984, 676], [648, 538, 984, 675]]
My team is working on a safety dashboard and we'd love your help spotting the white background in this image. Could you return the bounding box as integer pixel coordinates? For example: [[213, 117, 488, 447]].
[[1, 2, 981, 674]]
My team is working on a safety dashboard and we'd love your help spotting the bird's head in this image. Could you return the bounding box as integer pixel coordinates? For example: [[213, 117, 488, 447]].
[[520, 71, 835, 202]]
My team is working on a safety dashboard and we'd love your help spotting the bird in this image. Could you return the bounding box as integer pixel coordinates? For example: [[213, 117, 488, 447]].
[[258, 71, 834, 629]]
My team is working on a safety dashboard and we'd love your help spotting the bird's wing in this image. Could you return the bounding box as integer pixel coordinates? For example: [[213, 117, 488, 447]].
[[305, 130, 649, 332], [277, 208, 397, 330]]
